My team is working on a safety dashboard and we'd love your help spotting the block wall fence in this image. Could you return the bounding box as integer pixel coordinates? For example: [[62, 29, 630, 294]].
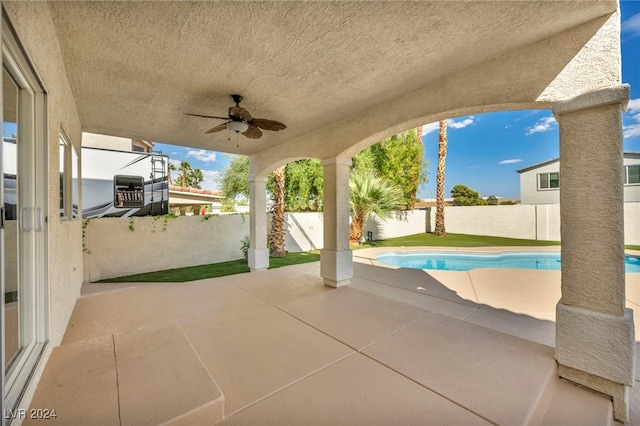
[[83, 203, 640, 282]]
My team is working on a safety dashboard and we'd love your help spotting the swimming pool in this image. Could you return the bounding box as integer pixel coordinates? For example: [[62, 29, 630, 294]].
[[376, 251, 640, 273]]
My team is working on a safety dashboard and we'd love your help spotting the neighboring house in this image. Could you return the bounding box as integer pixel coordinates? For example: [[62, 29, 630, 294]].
[[83, 132, 155, 153], [517, 152, 640, 204], [414, 198, 454, 208], [168, 185, 223, 215]]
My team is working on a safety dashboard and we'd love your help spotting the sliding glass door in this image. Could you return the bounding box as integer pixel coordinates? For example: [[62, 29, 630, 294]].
[[2, 20, 48, 415]]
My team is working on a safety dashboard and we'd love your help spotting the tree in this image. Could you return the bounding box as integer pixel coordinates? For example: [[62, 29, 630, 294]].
[[348, 169, 404, 244], [284, 159, 323, 211], [219, 155, 250, 200], [178, 160, 192, 189], [220, 198, 236, 212], [174, 174, 192, 188], [451, 184, 487, 206], [352, 129, 427, 210], [190, 169, 204, 189], [486, 195, 498, 205], [434, 120, 448, 236], [269, 165, 286, 257]]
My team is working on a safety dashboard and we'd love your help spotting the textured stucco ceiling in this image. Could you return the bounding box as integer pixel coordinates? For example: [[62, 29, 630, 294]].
[[48, 1, 617, 156]]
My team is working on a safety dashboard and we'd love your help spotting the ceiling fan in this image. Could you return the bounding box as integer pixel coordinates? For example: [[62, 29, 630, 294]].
[[185, 94, 286, 139]]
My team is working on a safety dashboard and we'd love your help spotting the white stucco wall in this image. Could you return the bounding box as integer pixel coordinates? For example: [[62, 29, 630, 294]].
[[430, 205, 538, 240], [363, 210, 429, 241], [83, 214, 250, 282], [432, 204, 639, 245], [284, 212, 324, 252], [625, 203, 640, 246], [85, 204, 640, 282], [282, 210, 429, 251], [536, 204, 562, 241]]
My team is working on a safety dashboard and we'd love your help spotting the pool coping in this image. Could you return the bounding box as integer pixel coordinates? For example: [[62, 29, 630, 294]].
[[354, 246, 640, 271]]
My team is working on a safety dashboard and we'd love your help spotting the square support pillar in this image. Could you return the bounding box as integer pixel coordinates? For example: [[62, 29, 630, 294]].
[[321, 157, 352, 287], [249, 177, 269, 271], [553, 85, 634, 422]]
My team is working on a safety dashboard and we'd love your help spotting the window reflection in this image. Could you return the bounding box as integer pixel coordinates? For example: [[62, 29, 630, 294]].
[[3, 66, 21, 369]]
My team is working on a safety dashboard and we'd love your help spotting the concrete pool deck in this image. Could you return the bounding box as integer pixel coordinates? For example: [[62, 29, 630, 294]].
[[354, 246, 640, 341], [21, 249, 640, 425]]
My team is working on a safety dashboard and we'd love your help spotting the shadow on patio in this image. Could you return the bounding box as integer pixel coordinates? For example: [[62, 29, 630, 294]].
[[24, 261, 621, 425]]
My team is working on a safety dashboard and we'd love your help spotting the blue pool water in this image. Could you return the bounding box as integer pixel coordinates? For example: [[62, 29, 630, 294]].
[[376, 252, 640, 273]]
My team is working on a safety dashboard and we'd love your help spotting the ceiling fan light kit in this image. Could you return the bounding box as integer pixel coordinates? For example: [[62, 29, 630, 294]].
[[227, 120, 249, 133], [185, 94, 286, 145]]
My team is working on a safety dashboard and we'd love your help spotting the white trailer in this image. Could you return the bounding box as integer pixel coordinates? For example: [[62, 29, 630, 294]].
[[80, 147, 169, 218]]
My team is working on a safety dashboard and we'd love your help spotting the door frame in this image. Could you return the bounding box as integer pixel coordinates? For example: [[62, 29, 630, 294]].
[[1, 12, 49, 416]]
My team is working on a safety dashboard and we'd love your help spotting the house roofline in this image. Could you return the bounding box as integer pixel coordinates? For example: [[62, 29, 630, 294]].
[[516, 151, 640, 173]]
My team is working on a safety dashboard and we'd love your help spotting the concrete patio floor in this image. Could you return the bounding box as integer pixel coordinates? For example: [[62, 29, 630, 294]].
[[23, 249, 640, 425]]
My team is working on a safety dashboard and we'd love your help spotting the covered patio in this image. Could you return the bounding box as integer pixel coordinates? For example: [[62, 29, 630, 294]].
[[1, 1, 635, 423], [24, 259, 635, 425]]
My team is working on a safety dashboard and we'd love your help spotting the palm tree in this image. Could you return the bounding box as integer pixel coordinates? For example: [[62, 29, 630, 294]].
[[434, 120, 447, 236], [349, 169, 403, 244], [179, 160, 191, 189], [190, 168, 203, 189], [269, 165, 286, 257]]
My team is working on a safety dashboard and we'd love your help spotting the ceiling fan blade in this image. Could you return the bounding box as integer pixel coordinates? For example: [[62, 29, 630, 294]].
[[185, 112, 229, 120], [205, 122, 229, 134], [252, 118, 287, 131], [229, 106, 252, 121], [242, 125, 262, 139]]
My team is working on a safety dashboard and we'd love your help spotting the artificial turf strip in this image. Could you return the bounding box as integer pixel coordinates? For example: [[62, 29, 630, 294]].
[[96, 251, 321, 283]]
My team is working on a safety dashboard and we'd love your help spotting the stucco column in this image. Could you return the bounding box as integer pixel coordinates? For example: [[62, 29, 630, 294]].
[[553, 85, 634, 422], [248, 177, 269, 271], [321, 157, 353, 287]]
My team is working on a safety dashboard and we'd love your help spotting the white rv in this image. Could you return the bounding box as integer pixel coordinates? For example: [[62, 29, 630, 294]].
[[80, 146, 169, 218]]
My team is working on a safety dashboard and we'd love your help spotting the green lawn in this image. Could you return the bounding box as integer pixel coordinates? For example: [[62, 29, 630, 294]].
[[355, 232, 561, 248], [95, 251, 320, 283], [96, 232, 638, 283]]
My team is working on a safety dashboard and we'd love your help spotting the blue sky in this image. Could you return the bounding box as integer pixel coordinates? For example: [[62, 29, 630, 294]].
[[155, 1, 640, 199]]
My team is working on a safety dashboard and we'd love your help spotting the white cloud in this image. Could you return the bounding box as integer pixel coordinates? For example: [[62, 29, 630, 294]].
[[421, 116, 475, 135], [525, 116, 556, 135], [199, 170, 221, 191], [622, 13, 640, 38], [168, 158, 181, 168], [449, 116, 474, 129], [624, 124, 640, 139], [466, 165, 481, 169], [624, 115, 640, 139], [624, 100, 640, 139], [421, 122, 440, 136], [499, 159, 522, 165], [187, 149, 217, 162]]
